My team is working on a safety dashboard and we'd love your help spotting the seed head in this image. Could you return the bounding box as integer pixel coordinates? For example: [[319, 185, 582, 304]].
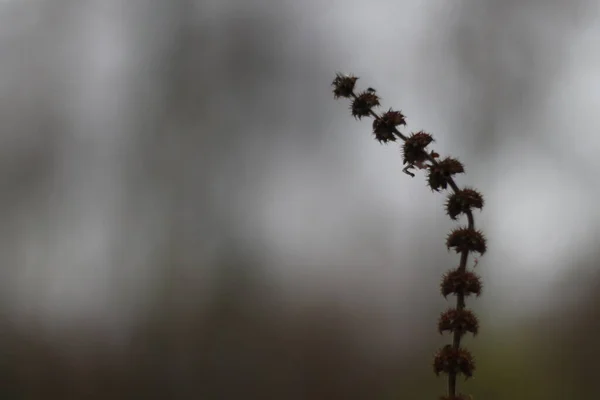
[[350, 90, 380, 119], [427, 157, 465, 191], [433, 345, 476, 379], [403, 131, 434, 164], [372, 109, 406, 143], [446, 227, 487, 255], [446, 188, 484, 220], [440, 268, 483, 298], [438, 308, 479, 337], [332, 73, 358, 99]]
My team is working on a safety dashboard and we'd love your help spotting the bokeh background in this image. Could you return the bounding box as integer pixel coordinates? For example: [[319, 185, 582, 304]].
[[0, 0, 599, 398]]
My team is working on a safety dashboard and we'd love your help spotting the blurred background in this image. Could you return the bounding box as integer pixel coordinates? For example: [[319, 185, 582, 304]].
[[0, 0, 598, 398]]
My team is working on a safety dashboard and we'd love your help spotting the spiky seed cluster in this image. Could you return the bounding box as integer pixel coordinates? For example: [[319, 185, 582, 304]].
[[332, 73, 358, 99], [441, 268, 483, 298], [331, 73, 486, 399], [427, 157, 465, 191], [438, 308, 479, 336], [446, 189, 484, 220], [402, 130, 434, 164], [446, 227, 487, 255], [351, 90, 380, 119], [433, 345, 476, 378], [372, 109, 406, 143]]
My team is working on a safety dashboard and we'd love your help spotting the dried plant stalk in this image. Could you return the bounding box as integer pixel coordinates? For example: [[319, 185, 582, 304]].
[[332, 73, 486, 400]]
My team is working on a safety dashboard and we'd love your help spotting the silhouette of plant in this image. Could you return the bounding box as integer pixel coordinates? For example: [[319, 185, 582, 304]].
[[332, 73, 486, 400]]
